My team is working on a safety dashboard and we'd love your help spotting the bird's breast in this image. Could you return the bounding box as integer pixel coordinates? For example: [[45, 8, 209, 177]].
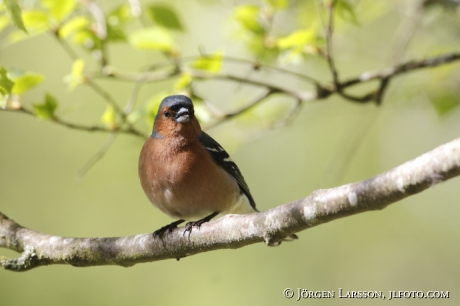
[[139, 138, 241, 220]]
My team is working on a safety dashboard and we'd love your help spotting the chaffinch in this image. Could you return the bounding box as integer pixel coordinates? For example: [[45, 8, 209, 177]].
[[139, 95, 297, 242]]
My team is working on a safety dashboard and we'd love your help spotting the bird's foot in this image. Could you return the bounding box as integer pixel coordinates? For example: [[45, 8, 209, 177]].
[[183, 212, 219, 237], [153, 219, 185, 238]]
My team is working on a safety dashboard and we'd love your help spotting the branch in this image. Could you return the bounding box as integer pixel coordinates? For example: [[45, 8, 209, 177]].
[[341, 52, 460, 88], [2, 137, 460, 272], [323, 0, 367, 103], [203, 89, 277, 129], [325, 0, 340, 87], [93, 51, 460, 121], [0, 107, 147, 139], [3, 52, 460, 134], [189, 70, 312, 101]]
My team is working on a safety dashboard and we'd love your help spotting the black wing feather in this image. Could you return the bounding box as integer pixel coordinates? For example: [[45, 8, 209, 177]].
[[198, 132, 256, 209]]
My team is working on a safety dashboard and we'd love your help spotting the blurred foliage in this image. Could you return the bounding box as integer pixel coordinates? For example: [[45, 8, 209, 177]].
[[11, 72, 43, 94], [0, 66, 14, 95], [3, 0, 27, 33], [1, 0, 460, 305], [33, 93, 57, 120], [147, 4, 183, 31], [191, 51, 223, 73], [0, 0, 459, 130], [65, 58, 85, 90]]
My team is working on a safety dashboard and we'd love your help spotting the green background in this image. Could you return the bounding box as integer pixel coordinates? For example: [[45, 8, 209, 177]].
[[1, 0, 460, 305]]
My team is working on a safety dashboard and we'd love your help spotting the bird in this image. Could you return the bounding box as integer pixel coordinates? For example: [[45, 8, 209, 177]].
[[138, 95, 298, 243]]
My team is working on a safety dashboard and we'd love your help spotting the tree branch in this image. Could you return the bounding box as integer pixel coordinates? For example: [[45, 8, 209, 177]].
[[341, 52, 460, 87], [6, 51, 456, 137], [325, 0, 340, 87], [2, 137, 459, 272], [0, 107, 148, 139]]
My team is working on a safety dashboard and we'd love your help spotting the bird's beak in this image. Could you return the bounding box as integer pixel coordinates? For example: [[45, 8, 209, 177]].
[[175, 107, 190, 123]]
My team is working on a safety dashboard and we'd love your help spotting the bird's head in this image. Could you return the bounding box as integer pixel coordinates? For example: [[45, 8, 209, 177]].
[[152, 95, 201, 141]]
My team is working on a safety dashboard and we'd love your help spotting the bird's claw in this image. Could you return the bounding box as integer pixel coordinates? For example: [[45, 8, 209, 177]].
[[182, 212, 219, 238], [153, 219, 185, 238], [182, 220, 205, 237]]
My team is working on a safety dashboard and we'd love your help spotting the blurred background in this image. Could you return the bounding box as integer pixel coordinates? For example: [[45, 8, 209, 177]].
[[1, 0, 460, 305]]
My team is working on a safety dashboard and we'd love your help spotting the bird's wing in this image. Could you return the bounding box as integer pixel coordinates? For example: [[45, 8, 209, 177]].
[[198, 132, 256, 209]]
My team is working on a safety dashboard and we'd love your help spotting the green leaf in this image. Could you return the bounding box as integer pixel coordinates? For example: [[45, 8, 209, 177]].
[[147, 4, 183, 31], [128, 27, 174, 52], [190, 51, 223, 74], [430, 92, 460, 116], [70, 29, 102, 51], [106, 5, 131, 42], [7, 13, 47, 43], [33, 93, 58, 120], [22, 11, 49, 33], [41, 0, 76, 22], [3, 0, 27, 33], [265, 0, 288, 10], [70, 58, 85, 88], [107, 4, 132, 25], [233, 5, 264, 35], [106, 22, 126, 42], [277, 28, 315, 49], [59, 16, 89, 39], [101, 105, 117, 128], [0, 66, 14, 95], [174, 73, 192, 90], [335, 0, 359, 25], [12, 73, 44, 95], [64, 58, 85, 90]]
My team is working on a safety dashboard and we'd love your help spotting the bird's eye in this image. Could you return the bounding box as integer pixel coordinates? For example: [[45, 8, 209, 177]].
[[164, 111, 170, 118]]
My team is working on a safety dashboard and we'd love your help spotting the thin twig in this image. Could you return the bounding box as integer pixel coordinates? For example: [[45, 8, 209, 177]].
[[222, 56, 321, 85], [76, 133, 117, 180], [270, 97, 303, 129], [52, 33, 80, 61], [0, 107, 147, 138], [97, 55, 321, 86], [341, 53, 460, 88], [190, 70, 307, 101], [386, 0, 423, 65], [203, 89, 277, 129], [53, 33, 132, 124], [4, 50, 460, 134], [323, 1, 375, 103], [85, 79, 125, 116], [325, 0, 339, 87]]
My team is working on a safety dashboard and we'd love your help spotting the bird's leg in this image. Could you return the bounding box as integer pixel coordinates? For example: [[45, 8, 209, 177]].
[[153, 219, 185, 238], [183, 212, 219, 237]]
